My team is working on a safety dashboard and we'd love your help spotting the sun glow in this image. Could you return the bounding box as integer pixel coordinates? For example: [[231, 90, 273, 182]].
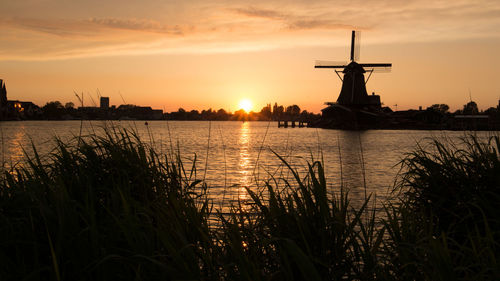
[[238, 99, 253, 113]]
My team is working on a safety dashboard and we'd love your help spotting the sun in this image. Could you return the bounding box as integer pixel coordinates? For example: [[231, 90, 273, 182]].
[[238, 99, 253, 113]]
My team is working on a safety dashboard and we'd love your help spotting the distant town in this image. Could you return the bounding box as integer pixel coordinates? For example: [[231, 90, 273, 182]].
[[0, 79, 319, 122], [1, 79, 500, 130]]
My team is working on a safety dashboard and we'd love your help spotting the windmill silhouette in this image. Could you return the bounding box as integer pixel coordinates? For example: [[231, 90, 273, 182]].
[[315, 31, 391, 107]]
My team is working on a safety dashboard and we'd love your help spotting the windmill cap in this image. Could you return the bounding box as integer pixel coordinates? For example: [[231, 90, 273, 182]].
[[343, 61, 366, 73]]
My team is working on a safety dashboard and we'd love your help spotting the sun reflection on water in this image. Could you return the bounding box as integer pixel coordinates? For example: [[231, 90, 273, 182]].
[[237, 122, 251, 202], [10, 125, 26, 163], [1, 124, 27, 172]]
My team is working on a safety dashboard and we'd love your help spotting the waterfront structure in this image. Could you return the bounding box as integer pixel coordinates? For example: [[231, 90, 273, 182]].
[[314, 31, 392, 129], [117, 104, 163, 120], [1, 79, 7, 119], [7, 100, 40, 119], [0, 79, 41, 120], [0, 80, 6, 107], [100, 97, 110, 109]]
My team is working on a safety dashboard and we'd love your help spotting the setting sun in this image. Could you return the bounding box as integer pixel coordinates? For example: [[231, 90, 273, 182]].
[[238, 99, 253, 113]]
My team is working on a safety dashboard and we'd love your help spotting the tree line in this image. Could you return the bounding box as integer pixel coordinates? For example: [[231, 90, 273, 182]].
[[10, 101, 321, 121], [165, 103, 320, 121]]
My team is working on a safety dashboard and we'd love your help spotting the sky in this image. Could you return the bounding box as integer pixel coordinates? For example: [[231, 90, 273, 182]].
[[1, 0, 500, 113]]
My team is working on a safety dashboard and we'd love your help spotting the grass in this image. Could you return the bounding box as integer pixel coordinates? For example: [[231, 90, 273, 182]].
[[0, 129, 213, 280], [218, 153, 382, 280], [0, 128, 499, 280], [382, 135, 500, 280]]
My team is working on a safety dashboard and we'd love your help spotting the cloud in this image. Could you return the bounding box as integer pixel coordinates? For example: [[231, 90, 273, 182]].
[[1, 0, 500, 60], [0, 18, 91, 38], [0, 17, 188, 38], [88, 18, 186, 35], [232, 7, 284, 20], [286, 20, 359, 31], [232, 7, 360, 31]]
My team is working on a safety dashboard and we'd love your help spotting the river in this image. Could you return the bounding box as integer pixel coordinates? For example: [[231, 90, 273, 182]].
[[1, 120, 494, 211]]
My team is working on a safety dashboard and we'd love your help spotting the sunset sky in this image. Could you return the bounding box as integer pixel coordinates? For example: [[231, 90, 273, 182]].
[[1, 0, 500, 112]]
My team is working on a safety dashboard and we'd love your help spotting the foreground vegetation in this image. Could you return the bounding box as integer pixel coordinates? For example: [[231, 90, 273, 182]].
[[0, 129, 499, 280]]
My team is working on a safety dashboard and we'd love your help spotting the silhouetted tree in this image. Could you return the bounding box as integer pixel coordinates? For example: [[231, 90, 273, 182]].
[[427, 104, 449, 114], [259, 104, 272, 120], [286, 105, 301, 116], [216, 109, 229, 120], [42, 101, 65, 119], [201, 108, 215, 120], [188, 110, 201, 120], [65, 102, 74, 109], [463, 101, 479, 115], [168, 108, 187, 120], [484, 107, 498, 116], [273, 104, 284, 119], [64, 102, 76, 116], [233, 109, 248, 121]]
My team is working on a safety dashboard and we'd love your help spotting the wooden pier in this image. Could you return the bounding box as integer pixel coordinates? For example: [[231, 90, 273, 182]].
[[277, 120, 309, 128]]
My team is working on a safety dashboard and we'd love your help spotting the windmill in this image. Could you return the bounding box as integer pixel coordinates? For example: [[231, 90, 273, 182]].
[[315, 31, 391, 107]]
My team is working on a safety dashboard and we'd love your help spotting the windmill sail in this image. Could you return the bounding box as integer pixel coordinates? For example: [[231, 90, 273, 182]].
[[314, 60, 349, 68], [353, 31, 361, 61]]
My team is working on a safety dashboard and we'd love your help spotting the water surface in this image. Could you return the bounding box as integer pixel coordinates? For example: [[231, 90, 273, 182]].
[[1, 120, 492, 210]]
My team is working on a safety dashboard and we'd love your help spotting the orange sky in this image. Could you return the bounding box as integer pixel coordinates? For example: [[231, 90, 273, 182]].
[[1, 0, 500, 112]]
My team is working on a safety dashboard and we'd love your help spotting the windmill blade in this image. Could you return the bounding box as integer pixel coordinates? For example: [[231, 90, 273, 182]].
[[364, 66, 392, 73], [353, 31, 361, 61], [315, 60, 348, 68], [359, 63, 392, 68]]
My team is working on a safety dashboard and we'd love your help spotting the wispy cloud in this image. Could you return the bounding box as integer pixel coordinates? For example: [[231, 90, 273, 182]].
[[286, 20, 359, 31], [1, 18, 93, 38], [232, 7, 360, 31], [233, 7, 284, 20], [1, 17, 189, 38], [88, 18, 186, 35], [1, 0, 499, 60]]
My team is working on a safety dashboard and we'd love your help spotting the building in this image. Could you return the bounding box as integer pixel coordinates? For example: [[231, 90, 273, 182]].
[[117, 104, 163, 120], [1, 79, 7, 119], [452, 115, 490, 130], [6, 100, 41, 119], [0, 79, 6, 107], [0, 79, 42, 120], [100, 97, 110, 109]]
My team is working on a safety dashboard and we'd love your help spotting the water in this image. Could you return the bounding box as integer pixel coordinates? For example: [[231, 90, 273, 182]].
[[0, 120, 493, 210]]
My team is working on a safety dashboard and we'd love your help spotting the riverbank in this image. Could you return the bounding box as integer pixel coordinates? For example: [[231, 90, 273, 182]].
[[1, 128, 498, 280]]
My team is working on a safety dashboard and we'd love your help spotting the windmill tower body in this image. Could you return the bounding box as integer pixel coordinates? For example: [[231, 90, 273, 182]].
[[337, 62, 370, 105]]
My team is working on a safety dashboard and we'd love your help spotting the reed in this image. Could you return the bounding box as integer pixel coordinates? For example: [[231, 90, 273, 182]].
[[1, 128, 499, 280], [0, 128, 213, 280], [382, 135, 500, 280], [217, 152, 383, 280]]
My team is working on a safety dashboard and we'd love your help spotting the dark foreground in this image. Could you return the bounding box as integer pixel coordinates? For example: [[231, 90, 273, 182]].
[[1, 129, 499, 280]]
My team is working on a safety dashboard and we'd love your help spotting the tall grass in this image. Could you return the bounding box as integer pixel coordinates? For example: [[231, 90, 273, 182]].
[[0, 129, 213, 280], [1, 128, 499, 280], [383, 135, 500, 280], [217, 152, 383, 280]]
